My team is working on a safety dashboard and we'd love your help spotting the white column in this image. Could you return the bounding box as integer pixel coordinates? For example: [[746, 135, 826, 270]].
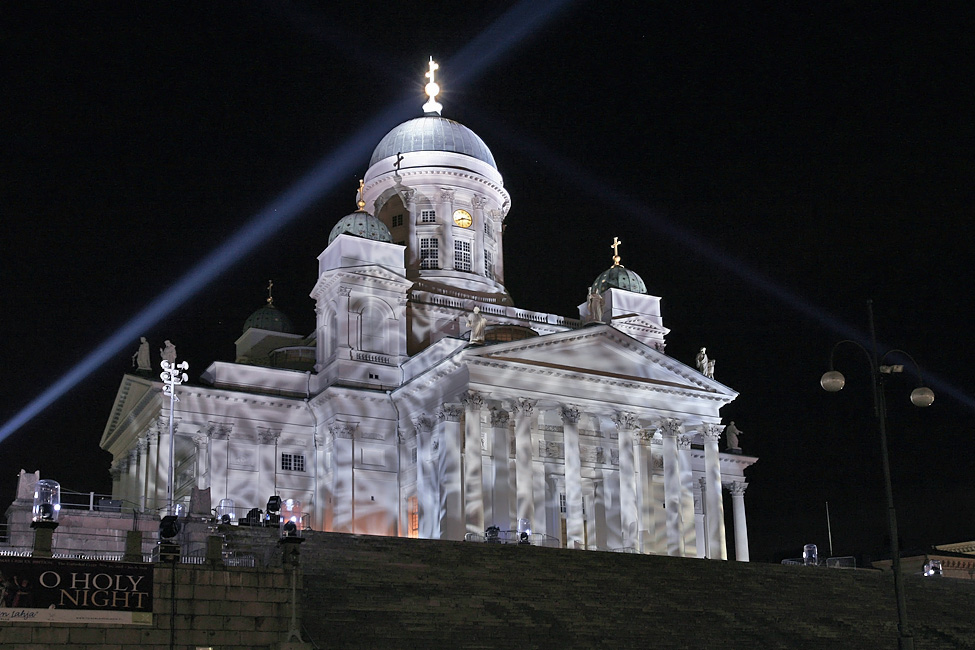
[[209, 425, 231, 505], [472, 195, 485, 278], [560, 405, 585, 549], [413, 413, 439, 539], [490, 407, 511, 529], [145, 424, 162, 512], [702, 424, 727, 560], [463, 391, 485, 535], [678, 434, 697, 557], [402, 188, 418, 268], [661, 419, 685, 557], [258, 428, 281, 501], [125, 447, 139, 509], [330, 422, 356, 533], [696, 478, 708, 559], [437, 404, 464, 540], [513, 398, 536, 531], [613, 411, 640, 551], [730, 481, 750, 562], [314, 431, 327, 532], [438, 189, 455, 270], [155, 419, 170, 513], [193, 433, 210, 489]]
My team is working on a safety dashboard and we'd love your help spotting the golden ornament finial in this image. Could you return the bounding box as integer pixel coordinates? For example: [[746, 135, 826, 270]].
[[266, 280, 274, 306], [611, 237, 622, 267], [422, 57, 443, 115], [357, 179, 366, 211]]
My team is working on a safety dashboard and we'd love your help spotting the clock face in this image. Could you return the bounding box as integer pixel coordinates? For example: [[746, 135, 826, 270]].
[[452, 209, 473, 228]]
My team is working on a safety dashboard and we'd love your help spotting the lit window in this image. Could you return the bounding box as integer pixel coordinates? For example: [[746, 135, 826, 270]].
[[454, 239, 472, 271], [484, 249, 494, 280], [281, 454, 305, 472], [408, 496, 419, 538], [420, 209, 436, 223], [420, 238, 439, 269], [391, 214, 403, 228]]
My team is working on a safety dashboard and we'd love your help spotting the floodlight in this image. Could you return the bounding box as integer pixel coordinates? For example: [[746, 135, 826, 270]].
[[160, 515, 181, 539]]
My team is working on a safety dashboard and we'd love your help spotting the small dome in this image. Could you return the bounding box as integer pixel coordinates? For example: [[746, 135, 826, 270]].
[[243, 303, 295, 334], [328, 210, 392, 246], [591, 265, 648, 295], [369, 116, 497, 169]]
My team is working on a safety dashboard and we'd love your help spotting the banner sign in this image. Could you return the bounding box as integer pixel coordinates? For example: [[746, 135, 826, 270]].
[[0, 557, 153, 625]]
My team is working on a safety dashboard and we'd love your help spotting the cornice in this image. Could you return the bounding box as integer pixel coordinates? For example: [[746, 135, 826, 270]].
[[365, 169, 510, 206], [467, 356, 730, 403]]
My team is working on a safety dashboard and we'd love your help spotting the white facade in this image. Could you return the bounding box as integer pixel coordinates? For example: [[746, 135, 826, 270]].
[[99, 83, 756, 560]]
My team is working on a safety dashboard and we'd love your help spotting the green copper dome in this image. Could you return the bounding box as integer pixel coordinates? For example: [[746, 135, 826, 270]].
[[369, 116, 497, 169], [243, 303, 295, 334], [591, 265, 648, 295], [328, 210, 392, 246]]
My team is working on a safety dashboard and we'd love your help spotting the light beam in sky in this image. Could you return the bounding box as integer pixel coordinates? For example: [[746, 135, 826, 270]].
[[0, 0, 576, 444]]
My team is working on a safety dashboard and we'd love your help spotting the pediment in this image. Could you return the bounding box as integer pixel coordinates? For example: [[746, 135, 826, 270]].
[[610, 315, 670, 336], [467, 325, 734, 397]]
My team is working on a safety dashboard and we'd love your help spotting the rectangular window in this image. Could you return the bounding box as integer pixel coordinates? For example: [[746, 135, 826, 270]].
[[420, 237, 439, 269], [420, 209, 436, 223], [484, 219, 493, 239], [391, 214, 403, 228], [454, 239, 472, 272], [407, 496, 419, 538], [484, 249, 494, 280], [281, 453, 305, 472]]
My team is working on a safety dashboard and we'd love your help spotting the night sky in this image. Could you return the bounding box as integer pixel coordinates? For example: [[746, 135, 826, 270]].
[[3, 2, 973, 563]]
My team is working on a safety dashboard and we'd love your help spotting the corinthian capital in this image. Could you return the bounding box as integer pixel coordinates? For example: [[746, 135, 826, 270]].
[[702, 423, 724, 443], [437, 404, 463, 422], [514, 398, 536, 417], [559, 405, 581, 424], [490, 408, 510, 428], [437, 188, 455, 203], [662, 418, 683, 438], [612, 411, 639, 431], [729, 481, 748, 496], [412, 413, 437, 434], [462, 391, 485, 410]]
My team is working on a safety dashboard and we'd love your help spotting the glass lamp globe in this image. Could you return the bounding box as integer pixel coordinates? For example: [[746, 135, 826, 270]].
[[910, 386, 935, 407], [820, 370, 846, 392]]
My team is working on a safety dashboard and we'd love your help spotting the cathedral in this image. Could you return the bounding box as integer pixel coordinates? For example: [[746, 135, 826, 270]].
[[100, 60, 756, 560]]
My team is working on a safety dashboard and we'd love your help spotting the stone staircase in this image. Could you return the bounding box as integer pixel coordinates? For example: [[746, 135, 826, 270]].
[[222, 528, 975, 649]]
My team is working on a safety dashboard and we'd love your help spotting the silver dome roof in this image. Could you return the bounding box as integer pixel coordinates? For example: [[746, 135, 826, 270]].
[[369, 116, 497, 169]]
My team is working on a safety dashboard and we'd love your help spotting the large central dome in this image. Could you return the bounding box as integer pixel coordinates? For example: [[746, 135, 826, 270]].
[[369, 116, 497, 169]]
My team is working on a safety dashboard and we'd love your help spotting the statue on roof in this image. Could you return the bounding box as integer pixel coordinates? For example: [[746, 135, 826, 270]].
[[132, 336, 151, 372], [586, 286, 604, 323], [160, 340, 177, 366], [465, 306, 486, 345], [725, 421, 742, 451], [696, 347, 715, 378]]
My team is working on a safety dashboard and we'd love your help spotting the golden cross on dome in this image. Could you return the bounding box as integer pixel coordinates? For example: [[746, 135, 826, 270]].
[[266, 280, 274, 306], [611, 237, 622, 266], [422, 57, 443, 115], [357, 178, 366, 210]]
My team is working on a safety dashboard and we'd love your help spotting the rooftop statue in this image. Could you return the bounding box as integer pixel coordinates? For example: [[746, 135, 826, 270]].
[[465, 306, 486, 345], [132, 336, 151, 372], [725, 421, 742, 450], [587, 287, 604, 323], [696, 347, 715, 379], [160, 340, 177, 366]]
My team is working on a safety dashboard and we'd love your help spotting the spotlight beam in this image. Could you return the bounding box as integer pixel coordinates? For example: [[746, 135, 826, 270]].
[[474, 111, 975, 410], [0, 0, 576, 445]]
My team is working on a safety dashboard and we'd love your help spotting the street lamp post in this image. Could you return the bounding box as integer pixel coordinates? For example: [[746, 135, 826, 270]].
[[160, 358, 189, 516], [821, 301, 934, 650]]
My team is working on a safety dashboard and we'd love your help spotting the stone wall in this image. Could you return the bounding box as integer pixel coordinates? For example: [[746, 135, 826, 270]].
[[0, 561, 296, 650]]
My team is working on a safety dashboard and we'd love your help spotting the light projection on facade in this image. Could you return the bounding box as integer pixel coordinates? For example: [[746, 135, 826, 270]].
[[99, 60, 757, 561]]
